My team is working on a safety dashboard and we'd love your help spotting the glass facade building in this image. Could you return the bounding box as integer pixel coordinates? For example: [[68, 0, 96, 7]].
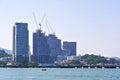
[[63, 42, 77, 56], [47, 34, 62, 63], [13, 23, 29, 63], [33, 29, 50, 64]]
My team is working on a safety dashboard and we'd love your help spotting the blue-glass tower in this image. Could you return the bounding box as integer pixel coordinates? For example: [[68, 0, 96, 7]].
[[47, 34, 62, 63], [63, 42, 77, 56], [33, 29, 50, 64], [13, 22, 29, 63]]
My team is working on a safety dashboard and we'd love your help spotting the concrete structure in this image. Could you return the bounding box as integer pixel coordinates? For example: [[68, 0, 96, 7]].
[[67, 56, 80, 61], [28, 46, 31, 62], [13, 22, 29, 63], [63, 41, 77, 56], [47, 34, 62, 63], [32, 29, 50, 64]]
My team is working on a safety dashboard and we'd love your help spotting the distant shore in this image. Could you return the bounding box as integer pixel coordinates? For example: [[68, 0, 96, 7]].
[[0, 65, 120, 69]]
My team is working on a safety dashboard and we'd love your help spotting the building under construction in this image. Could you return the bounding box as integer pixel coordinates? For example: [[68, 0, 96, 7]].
[[32, 29, 50, 64]]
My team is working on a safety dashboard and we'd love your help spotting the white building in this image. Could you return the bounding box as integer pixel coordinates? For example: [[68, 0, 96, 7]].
[[67, 56, 80, 61]]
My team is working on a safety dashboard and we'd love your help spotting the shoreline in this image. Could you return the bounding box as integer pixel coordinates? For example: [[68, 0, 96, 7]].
[[0, 66, 119, 69]]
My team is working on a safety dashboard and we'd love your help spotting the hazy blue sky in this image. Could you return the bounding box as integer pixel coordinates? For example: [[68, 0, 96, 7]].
[[0, 0, 120, 57]]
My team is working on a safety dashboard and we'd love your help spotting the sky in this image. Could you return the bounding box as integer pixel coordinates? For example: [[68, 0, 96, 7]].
[[0, 0, 120, 57]]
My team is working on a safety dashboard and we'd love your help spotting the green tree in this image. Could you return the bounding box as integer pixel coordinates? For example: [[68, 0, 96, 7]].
[[28, 61, 38, 66], [68, 60, 80, 66], [0, 61, 7, 66], [81, 54, 107, 65]]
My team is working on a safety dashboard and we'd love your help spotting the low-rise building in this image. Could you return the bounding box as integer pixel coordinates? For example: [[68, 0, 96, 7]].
[[67, 56, 80, 61]]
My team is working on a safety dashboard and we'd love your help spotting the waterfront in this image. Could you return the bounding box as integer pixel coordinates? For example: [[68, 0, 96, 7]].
[[0, 68, 120, 80]]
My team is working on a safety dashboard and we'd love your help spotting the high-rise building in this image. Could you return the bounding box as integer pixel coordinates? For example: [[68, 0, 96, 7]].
[[63, 41, 77, 56], [33, 29, 50, 64], [47, 34, 62, 63], [13, 22, 29, 63]]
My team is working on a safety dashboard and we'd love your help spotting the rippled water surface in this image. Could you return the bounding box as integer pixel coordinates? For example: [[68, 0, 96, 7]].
[[0, 68, 120, 80]]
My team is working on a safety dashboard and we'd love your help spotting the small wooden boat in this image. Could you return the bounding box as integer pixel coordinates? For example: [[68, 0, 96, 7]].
[[42, 68, 47, 71]]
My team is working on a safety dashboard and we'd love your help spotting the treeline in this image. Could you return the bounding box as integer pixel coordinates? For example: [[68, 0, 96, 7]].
[[0, 49, 11, 58], [0, 49, 120, 66], [81, 54, 120, 65], [0, 49, 12, 66]]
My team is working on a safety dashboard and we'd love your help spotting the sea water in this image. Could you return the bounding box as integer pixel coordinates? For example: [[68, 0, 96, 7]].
[[0, 68, 120, 80]]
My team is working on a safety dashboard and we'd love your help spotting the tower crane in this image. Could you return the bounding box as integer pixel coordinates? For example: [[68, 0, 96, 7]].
[[39, 14, 46, 30], [33, 13, 46, 30], [33, 12, 39, 29]]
